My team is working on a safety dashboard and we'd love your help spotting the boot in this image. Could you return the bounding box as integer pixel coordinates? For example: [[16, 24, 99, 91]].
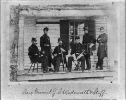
[[96, 63, 99, 70], [100, 65, 103, 70]]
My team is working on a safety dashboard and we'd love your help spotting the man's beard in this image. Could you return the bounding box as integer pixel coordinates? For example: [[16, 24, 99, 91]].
[[59, 43, 62, 45]]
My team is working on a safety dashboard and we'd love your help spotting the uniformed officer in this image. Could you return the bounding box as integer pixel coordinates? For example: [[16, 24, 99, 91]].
[[52, 38, 68, 72], [40, 27, 52, 68], [82, 26, 96, 70], [96, 27, 108, 70], [68, 36, 85, 72], [28, 38, 48, 73], [28, 38, 40, 63]]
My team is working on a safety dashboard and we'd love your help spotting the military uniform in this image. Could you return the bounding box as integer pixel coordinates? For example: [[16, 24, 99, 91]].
[[82, 33, 96, 70], [96, 33, 108, 70], [40, 34, 52, 67], [52, 44, 68, 72], [28, 40, 48, 73], [28, 44, 40, 63], [69, 42, 85, 71]]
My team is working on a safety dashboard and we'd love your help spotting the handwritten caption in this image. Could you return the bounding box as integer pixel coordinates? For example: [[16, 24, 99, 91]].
[[22, 88, 107, 97]]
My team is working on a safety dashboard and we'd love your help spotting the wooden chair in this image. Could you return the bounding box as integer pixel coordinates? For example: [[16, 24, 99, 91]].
[[28, 56, 42, 73]]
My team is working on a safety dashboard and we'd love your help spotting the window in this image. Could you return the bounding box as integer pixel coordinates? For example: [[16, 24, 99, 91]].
[[69, 21, 85, 49]]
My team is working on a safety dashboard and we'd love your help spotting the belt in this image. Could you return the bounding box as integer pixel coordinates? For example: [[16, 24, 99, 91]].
[[75, 53, 80, 54], [44, 44, 49, 46]]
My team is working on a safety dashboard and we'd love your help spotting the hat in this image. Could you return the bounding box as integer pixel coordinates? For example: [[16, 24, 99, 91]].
[[58, 38, 63, 42], [83, 26, 88, 31], [31, 37, 37, 42], [43, 27, 49, 31], [100, 27, 104, 30], [75, 36, 80, 39]]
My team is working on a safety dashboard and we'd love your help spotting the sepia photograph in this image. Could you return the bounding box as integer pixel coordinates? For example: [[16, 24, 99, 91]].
[[1, 0, 125, 100]]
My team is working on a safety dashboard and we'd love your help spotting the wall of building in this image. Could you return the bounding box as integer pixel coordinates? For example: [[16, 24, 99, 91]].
[[23, 17, 60, 68], [23, 16, 108, 69]]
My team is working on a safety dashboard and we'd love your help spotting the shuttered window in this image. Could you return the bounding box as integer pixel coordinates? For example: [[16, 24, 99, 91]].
[[60, 20, 69, 48]]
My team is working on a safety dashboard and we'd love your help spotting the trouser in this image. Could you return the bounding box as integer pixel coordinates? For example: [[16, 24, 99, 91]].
[[96, 58, 103, 69], [67, 56, 74, 72], [41, 56, 48, 72], [68, 56, 85, 71], [41, 47, 52, 67], [84, 55, 91, 69], [47, 55, 52, 67], [52, 56, 65, 72]]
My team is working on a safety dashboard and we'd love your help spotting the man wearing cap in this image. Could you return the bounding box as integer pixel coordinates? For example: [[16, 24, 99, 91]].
[[96, 27, 108, 70], [82, 26, 96, 70], [52, 38, 68, 72], [68, 36, 85, 72], [28, 38, 48, 73], [28, 38, 40, 63], [40, 27, 52, 68]]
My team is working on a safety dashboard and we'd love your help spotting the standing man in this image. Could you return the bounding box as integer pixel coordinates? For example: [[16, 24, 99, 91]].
[[52, 38, 68, 72], [96, 27, 108, 70], [82, 26, 96, 70], [40, 27, 52, 68], [68, 36, 85, 72]]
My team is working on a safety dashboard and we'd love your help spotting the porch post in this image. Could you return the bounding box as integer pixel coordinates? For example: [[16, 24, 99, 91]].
[[107, 18, 114, 71], [18, 16, 25, 70]]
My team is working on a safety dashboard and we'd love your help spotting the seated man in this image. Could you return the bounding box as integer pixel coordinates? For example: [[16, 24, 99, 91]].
[[67, 36, 85, 72], [28, 37, 48, 73], [52, 38, 68, 72], [28, 38, 40, 63]]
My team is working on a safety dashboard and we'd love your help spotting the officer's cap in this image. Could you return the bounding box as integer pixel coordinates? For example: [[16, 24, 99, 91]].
[[31, 37, 37, 42], [100, 27, 104, 30], [75, 36, 80, 39], [83, 26, 88, 31], [58, 38, 63, 42], [43, 27, 49, 31]]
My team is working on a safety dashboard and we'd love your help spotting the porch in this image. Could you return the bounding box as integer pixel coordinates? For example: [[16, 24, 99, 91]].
[[17, 64, 117, 82]]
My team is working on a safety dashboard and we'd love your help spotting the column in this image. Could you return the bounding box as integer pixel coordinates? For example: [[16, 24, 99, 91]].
[[18, 16, 25, 70], [107, 18, 114, 71]]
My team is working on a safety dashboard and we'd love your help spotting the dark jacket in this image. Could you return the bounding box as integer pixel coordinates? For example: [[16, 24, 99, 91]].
[[97, 33, 108, 59], [40, 34, 51, 56], [53, 44, 68, 57], [82, 33, 96, 56], [71, 43, 85, 55], [82, 33, 96, 44], [28, 44, 40, 63], [28, 44, 39, 56]]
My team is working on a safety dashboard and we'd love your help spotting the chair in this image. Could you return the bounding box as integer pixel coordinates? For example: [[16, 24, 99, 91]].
[[28, 55, 42, 73]]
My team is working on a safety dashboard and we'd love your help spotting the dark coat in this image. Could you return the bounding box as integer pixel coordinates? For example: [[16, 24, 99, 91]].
[[82, 33, 96, 56], [71, 42, 85, 55], [28, 44, 40, 63], [52, 44, 68, 65], [40, 34, 51, 56], [97, 33, 108, 59], [52, 44, 68, 57]]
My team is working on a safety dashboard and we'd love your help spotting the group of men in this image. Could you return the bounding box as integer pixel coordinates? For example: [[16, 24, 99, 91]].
[[28, 26, 108, 73]]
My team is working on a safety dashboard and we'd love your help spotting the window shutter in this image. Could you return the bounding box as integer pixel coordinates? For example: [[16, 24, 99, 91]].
[[60, 20, 69, 48], [84, 20, 96, 50]]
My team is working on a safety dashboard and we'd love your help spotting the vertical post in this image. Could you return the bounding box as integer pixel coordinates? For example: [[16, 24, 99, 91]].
[[18, 16, 24, 70], [107, 18, 114, 71]]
